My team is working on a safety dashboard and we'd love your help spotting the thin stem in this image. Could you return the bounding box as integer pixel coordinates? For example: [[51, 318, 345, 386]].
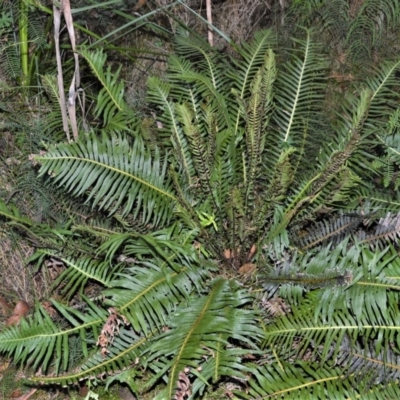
[[206, 0, 213, 46]]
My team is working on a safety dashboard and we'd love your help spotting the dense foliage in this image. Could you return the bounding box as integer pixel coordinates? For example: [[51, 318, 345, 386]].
[[1, 1, 400, 399]]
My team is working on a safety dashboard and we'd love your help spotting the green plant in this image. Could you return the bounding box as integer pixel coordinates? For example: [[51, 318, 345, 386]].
[[1, 27, 400, 399], [285, 0, 400, 71]]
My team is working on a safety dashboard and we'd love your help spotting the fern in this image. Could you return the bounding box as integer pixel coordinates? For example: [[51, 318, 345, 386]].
[[79, 48, 137, 133], [3, 23, 400, 399], [33, 134, 175, 226]]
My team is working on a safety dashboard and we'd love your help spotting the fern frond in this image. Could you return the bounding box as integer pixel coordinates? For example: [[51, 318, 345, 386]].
[[50, 255, 113, 298], [230, 29, 276, 100], [174, 34, 226, 93], [33, 134, 176, 226], [146, 279, 261, 399], [0, 40, 20, 80], [104, 263, 209, 334], [244, 49, 276, 208], [264, 297, 398, 363], [0, 198, 33, 226], [293, 213, 362, 250], [0, 301, 107, 375], [357, 211, 400, 249], [31, 328, 147, 386], [273, 31, 326, 151], [147, 75, 195, 187], [79, 48, 137, 131], [237, 361, 358, 399]]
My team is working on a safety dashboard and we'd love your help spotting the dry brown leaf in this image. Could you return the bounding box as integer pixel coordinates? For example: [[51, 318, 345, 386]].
[[247, 244, 257, 260], [10, 389, 23, 398], [262, 297, 291, 317], [41, 301, 58, 319], [0, 360, 10, 371], [13, 388, 37, 400], [238, 263, 256, 275], [6, 300, 30, 327], [223, 249, 233, 259], [175, 370, 191, 400]]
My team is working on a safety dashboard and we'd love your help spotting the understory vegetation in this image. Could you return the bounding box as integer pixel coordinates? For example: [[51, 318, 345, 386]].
[[1, 0, 400, 399]]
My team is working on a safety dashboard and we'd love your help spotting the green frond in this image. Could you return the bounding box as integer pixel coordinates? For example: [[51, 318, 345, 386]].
[[231, 29, 276, 100], [27, 11, 46, 49], [273, 31, 326, 150], [0, 301, 106, 375], [316, 249, 400, 327], [31, 328, 147, 387], [261, 245, 400, 366], [175, 102, 211, 195], [147, 75, 195, 187], [50, 255, 114, 298], [236, 361, 358, 399], [0, 198, 33, 226], [40, 74, 65, 136], [191, 344, 251, 396], [244, 49, 276, 206], [357, 212, 400, 249], [263, 297, 399, 364], [41, 74, 61, 104], [79, 48, 137, 131], [104, 263, 209, 334], [174, 34, 226, 92], [366, 60, 400, 118], [0, 40, 20, 80], [33, 134, 176, 226], [146, 279, 261, 399], [360, 384, 400, 400]]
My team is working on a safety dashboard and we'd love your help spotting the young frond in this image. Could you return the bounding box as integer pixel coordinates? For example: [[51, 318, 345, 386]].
[[244, 49, 276, 207], [147, 76, 196, 187]]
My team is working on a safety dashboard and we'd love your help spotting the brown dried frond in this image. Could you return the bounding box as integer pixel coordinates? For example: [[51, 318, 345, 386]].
[[96, 308, 130, 357], [175, 369, 192, 400], [261, 296, 291, 317]]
